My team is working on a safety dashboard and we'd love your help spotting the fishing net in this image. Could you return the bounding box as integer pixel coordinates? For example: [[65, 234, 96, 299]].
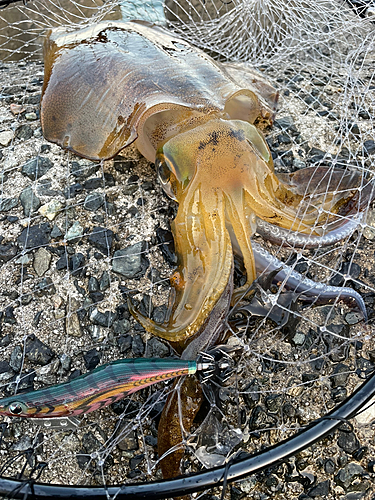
[[0, 0, 375, 498]]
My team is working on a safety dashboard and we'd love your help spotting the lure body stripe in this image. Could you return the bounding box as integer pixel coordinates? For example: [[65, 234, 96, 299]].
[[0, 358, 197, 418]]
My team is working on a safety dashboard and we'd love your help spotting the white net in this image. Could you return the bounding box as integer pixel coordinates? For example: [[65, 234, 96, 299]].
[[0, 0, 375, 498]]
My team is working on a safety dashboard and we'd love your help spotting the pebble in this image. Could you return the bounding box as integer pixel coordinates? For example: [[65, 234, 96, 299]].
[[84, 192, 105, 211], [66, 309, 82, 337], [117, 334, 132, 353], [18, 223, 51, 249], [335, 463, 365, 490], [70, 161, 99, 179], [132, 334, 145, 356], [264, 394, 283, 413], [88, 227, 114, 254], [0, 197, 18, 212], [60, 353, 72, 371], [19, 186, 41, 216], [77, 431, 102, 470], [345, 312, 364, 325], [0, 243, 18, 262], [10, 103, 24, 115], [0, 130, 14, 147], [338, 429, 360, 454], [70, 253, 85, 276], [243, 379, 260, 409], [21, 156, 53, 180], [112, 241, 149, 278], [15, 124, 33, 141], [324, 458, 336, 474], [25, 335, 55, 365], [307, 480, 330, 497], [330, 363, 350, 388], [9, 345, 23, 372], [86, 324, 106, 342], [51, 224, 63, 239], [25, 112, 37, 120], [0, 360, 14, 382], [11, 435, 33, 451], [90, 308, 116, 328], [363, 139, 375, 156], [35, 277, 56, 296], [113, 318, 131, 335], [66, 221, 83, 241], [3, 306, 16, 324], [99, 271, 110, 291], [38, 199, 64, 221], [145, 337, 170, 358], [156, 227, 177, 265], [65, 183, 83, 199], [84, 349, 101, 370], [248, 405, 276, 430], [116, 420, 138, 451]]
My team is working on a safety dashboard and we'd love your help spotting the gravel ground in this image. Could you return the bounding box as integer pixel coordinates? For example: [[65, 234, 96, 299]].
[[1, 39, 375, 500]]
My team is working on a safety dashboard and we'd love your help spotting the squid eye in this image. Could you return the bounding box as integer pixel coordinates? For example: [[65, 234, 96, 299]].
[[8, 402, 26, 415], [156, 156, 178, 201]]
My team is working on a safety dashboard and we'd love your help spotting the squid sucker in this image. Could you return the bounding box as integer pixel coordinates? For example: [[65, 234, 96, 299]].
[[40, 20, 370, 343]]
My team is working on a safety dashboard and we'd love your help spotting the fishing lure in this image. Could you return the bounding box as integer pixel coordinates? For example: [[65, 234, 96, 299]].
[[0, 357, 213, 419]]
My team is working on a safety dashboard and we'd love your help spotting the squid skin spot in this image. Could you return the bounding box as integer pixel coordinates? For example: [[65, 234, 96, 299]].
[[52, 115, 56, 122], [118, 115, 125, 124], [228, 129, 245, 141]]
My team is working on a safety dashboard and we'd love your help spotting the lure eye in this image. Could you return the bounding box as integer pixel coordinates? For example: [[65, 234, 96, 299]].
[[8, 402, 26, 415]]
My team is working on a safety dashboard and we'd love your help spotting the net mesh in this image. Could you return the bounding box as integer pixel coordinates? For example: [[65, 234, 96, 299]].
[[1, 0, 375, 498]]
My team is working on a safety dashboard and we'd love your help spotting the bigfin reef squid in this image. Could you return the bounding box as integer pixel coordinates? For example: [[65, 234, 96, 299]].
[[40, 20, 370, 479]]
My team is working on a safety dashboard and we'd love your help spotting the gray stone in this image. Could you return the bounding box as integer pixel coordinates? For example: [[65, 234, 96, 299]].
[[20, 186, 41, 216], [330, 363, 350, 388], [112, 241, 149, 278], [25, 335, 55, 365], [18, 223, 51, 249], [88, 226, 114, 254], [15, 124, 33, 140], [84, 192, 105, 211], [145, 337, 170, 358], [90, 308, 116, 328], [33, 247, 51, 276], [21, 156, 53, 180], [337, 430, 360, 454], [335, 463, 365, 490], [0, 360, 14, 382], [0, 197, 18, 212], [9, 345, 23, 372], [113, 318, 131, 335]]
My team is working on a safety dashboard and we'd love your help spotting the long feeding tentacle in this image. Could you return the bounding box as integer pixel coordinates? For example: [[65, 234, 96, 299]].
[[252, 241, 367, 319]]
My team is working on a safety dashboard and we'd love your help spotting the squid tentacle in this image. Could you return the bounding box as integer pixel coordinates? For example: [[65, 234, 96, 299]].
[[252, 241, 367, 319]]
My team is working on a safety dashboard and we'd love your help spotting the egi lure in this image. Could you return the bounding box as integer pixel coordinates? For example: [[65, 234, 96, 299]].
[[0, 357, 212, 419]]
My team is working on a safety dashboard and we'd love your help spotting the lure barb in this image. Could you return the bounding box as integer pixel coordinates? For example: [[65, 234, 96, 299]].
[[0, 357, 213, 419]]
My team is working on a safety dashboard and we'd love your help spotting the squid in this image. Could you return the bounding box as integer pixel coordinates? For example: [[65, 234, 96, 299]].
[[40, 20, 369, 345]]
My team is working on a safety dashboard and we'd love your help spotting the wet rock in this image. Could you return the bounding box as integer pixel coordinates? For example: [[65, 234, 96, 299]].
[[21, 156, 53, 180], [331, 386, 347, 402], [335, 463, 365, 490], [9, 345, 23, 372], [0, 360, 14, 382], [156, 227, 177, 265], [19, 186, 41, 216], [3, 306, 16, 324], [84, 349, 101, 370], [87, 324, 107, 342], [356, 357, 374, 376], [33, 247, 51, 276], [56, 254, 68, 270], [88, 227, 114, 254], [18, 223, 51, 249], [89, 291, 104, 303], [90, 308, 116, 328], [88, 276, 99, 292], [145, 337, 170, 358], [84, 192, 105, 211], [0, 243, 18, 262], [25, 335, 55, 365], [338, 429, 360, 454], [345, 312, 364, 325], [330, 363, 350, 388], [329, 261, 361, 287], [307, 480, 329, 497], [132, 334, 145, 356], [113, 157, 137, 173], [275, 116, 299, 135], [112, 241, 149, 278], [129, 453, 144, 470], [0, 197, 18, 212], [60, 353, 72, 372], [25, 112, 37, 120]]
